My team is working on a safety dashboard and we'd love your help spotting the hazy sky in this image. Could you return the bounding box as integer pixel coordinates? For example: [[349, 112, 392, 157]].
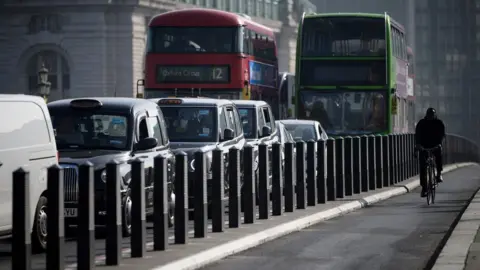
[[311, 0, 408, 25]]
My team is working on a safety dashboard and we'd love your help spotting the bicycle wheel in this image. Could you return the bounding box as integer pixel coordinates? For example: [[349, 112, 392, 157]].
[[431, 165, 437, 204], [426, 164, 433, 205]]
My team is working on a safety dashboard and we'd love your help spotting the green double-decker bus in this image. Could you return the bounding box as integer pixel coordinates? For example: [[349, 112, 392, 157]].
[[295, 12, 414, 136]]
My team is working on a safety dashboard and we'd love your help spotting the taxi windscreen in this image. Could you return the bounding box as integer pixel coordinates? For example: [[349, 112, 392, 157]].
[[160, 106, 217, 142], [238, 108, 256, 139], [49, 109, 130, 150]]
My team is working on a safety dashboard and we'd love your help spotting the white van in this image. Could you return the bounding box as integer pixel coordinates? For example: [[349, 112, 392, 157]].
[[0, 94, 57, 252]]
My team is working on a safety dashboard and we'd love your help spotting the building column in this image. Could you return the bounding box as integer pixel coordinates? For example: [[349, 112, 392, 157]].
[[277, 26, 297, 73]]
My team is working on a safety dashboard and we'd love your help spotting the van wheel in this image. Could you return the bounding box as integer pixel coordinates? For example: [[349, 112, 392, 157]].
[[122, 195, 132, 236], [32, 196, 48, 253]]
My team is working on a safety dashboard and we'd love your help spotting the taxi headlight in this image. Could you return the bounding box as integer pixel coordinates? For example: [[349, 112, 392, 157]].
[[189, 159, 196, 172], [190, 152, 213, 172], [253, 156, 259, 171], [101, 169, 107, 183]]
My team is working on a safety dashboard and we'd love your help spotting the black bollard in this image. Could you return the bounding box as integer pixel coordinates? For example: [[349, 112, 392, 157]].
[[395, 134, 401, 182], [194, 151, 207, 237], [406, 134, 411, 178], [229, 147, 241, 228], [47, 165, 65, 270], [153, 155, 168, 251], [403, 134, 409, 179], [316, 140, 327, 203], [78, 162, 95, 269], [212, 148, 225, 232], [360, 136, 369, 192], [258, 143, 270, 219], [414, 134, 419, 175], [284, 142, 295, 212], [296, 141, 306, 208], [375, 135, 383, 189], [12, 168, 31, 270], [398, 134, 405, 181], [397, 134, 402, 182], [326, 138, 336, 201], [404, 134, 409, 179], [367, 135, 376, 191], [243, 145, 256, 224], [335, 137, 345, 198], [306, 140, 317, 206], [410, 133, 415, 177], [388, 134, 395, 185], [445, 135, 451, 166], [392, 134, 398, 183], [174, 152, 188, 244], [397, 134, 403, 182], [272, 142, 284, 215], [399, 134, 405, 181], [131, 159, 146, 258], [409, 133, 414, 175], [382, 135, 390, 187], [352, 137, 361, 194], [454, 136, 459, 163], [105, 160, 121, 265], [344, 137, 353, 196]]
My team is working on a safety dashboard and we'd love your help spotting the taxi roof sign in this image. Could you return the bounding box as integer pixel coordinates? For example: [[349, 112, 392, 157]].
[[70, 99, 103, 109], [158, 99, 183, 105]]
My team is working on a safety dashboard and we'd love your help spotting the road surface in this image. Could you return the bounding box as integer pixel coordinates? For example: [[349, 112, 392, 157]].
[[204, 165, 480, 270], [0, 209, 233, 269]]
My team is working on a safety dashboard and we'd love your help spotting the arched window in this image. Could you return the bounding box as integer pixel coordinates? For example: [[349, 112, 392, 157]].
[[26, 50, 70, 96]]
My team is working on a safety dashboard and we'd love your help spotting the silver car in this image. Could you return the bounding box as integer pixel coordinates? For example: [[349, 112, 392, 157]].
[[279, 119, 329, 179]]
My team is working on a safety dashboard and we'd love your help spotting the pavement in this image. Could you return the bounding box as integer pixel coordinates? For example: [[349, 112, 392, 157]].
[[432, 176, 480, 270], [0, 162, 475, 270], [204, 164, 480, 270]]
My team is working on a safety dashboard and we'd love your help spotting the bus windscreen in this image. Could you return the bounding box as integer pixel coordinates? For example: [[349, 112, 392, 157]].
[[302, 17, 386, 57], [147, 26, 239, 53], [298, 90, 387, 135]]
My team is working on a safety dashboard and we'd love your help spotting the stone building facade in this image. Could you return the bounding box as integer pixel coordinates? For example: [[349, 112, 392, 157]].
[[0, 0, 315, 101]]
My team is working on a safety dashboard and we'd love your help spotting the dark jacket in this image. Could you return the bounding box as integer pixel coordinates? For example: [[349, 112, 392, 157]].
[[415, 118, 446, 148]]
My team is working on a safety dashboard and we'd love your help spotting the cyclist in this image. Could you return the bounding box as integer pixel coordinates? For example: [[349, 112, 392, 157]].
[[415, 108, 446, 197]]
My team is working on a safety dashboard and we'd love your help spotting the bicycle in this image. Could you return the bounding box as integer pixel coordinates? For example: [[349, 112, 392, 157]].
[[417, 145, 441, 205]]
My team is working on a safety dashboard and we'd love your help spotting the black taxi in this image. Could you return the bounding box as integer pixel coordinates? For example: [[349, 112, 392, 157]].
[[231, 100, 279, 147], [47, 97, 175, 235], [150, 97, 246, 210], [232, 100, 279, 190]]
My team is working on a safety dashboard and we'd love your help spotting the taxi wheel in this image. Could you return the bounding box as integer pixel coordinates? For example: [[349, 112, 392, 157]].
[[122, 195, 132, 236], [31, 195, 48, 253]]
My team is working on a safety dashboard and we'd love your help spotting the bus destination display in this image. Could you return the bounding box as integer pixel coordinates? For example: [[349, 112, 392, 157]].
[[156, 65, 230, 83]]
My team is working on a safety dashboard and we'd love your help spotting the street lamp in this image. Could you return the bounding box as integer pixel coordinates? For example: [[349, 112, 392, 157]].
[[136, 79, 144, 98], [37, 63, 51, 103]]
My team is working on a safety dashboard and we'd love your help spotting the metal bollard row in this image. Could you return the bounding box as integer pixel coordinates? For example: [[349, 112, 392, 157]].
[[10, 133, 479, 270]]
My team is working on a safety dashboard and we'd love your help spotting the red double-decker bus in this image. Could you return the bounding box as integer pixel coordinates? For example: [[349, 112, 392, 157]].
[[143, 8, 279, 107]]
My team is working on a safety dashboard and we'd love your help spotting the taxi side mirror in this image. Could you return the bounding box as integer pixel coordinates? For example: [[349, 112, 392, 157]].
[[223, 128, 235, 141], [135, 137, 158, 151], [261, 126, 272, 137]]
